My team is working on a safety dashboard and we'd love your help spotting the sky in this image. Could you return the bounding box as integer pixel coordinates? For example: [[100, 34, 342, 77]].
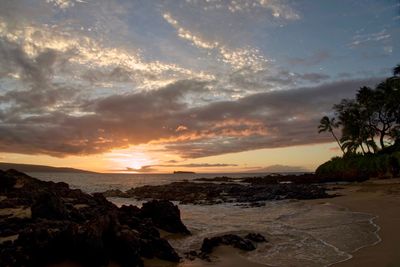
[[0, 0, 399, 173]]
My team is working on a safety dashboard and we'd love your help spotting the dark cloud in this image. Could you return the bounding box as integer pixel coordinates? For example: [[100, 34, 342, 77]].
[[81, 67, 157, 85], [228, 68, 331, 94], [0, 77, 383, 158], [0, 39, 78, 117], [0, 39, 56, 86]]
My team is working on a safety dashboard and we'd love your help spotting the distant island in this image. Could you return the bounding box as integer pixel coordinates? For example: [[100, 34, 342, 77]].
[[173, 171, 196, 174], [0, 162, 95, 173]]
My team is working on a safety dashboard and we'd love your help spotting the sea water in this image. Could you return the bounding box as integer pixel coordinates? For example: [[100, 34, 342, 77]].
[[30, 172, 380, 267]]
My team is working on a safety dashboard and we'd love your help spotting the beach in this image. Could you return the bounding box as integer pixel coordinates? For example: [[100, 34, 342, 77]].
[[324, 179, 400, 267], [189, 178, 400, 267], [2, 171, 400, 267], [147, 178, 400, 267]]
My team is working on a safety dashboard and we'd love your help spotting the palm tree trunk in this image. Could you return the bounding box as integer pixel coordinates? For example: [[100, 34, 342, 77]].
[[360, 144, 366, 155], [365, 142, 371, 153], [331, 131, 344, 154], [380, 132, 385, 149], [369, 138, 378, 153]]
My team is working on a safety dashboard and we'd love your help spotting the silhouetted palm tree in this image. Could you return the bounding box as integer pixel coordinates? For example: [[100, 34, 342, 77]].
[[340, 136, 362, 154], [318, 116, 344, 154], [394, 64, 400, 77]]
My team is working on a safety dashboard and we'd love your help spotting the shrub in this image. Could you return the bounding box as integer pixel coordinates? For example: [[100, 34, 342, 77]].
[[315, 152, 398, 182]]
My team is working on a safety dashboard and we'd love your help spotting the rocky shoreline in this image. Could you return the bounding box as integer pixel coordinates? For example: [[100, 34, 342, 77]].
[[102, 175, 332, 206], [0, 170, 271, 267]]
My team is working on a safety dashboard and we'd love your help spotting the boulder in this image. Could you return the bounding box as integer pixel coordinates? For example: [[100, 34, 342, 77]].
[[140, 200, 191, 235]]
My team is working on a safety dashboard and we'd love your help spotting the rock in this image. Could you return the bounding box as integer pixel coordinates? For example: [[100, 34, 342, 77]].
[[109, 227, 142, 267], [115, 178, 331, 206], [31, 191, 69, 220], [201, 234, 256, 254], [139, 236, 180, 262], [0, 170, 186, 267], [0, 170, 16, 193], [245, 233, 267, 242], [140, 200, 191, 235]]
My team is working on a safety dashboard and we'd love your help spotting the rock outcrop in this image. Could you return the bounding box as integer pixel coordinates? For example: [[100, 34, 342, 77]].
[[140, 200, 191, 235], [103, 179, 330, 205], [0, 169, 189, 267]]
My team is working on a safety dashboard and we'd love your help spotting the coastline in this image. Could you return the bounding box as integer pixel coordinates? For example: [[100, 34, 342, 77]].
[[321, 179, 400, 267], [169, 178, 400, 267], [2, 170, 400, 267]]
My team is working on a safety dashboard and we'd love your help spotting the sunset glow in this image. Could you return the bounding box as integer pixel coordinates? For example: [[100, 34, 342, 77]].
[[0, 0, 398, 173]]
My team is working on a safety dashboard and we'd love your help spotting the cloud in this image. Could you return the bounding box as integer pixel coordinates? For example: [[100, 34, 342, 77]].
[[155, 163, 238, 168], [0, 6, 214, 93], [46, 0, 76, 10], [124, 162, 237, 173], [0, 0, 392, 164], [0, 39, 78, 117], [248, 164, 309, 173], [0, 77, 383, 158], [125, 166, 157, 173], [162, 12, 268, 71], [349, 29, 391, 48], [0, 39, 56, 87], [184, 0, 300, 20], [227, 68, 331, 95], [163, 13, 219, 50]]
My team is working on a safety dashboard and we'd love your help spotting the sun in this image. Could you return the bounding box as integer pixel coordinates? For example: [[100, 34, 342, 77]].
[[104, 148, 156, 172], [129, 161, 144, 170]]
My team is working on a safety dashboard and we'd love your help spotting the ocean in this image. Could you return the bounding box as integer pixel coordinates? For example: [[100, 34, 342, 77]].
[[29, 172, 381, 267]]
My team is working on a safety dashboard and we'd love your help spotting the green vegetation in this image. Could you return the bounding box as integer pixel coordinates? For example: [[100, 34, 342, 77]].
[[316, 152, 400, 182], [317, 64, 400, 181]]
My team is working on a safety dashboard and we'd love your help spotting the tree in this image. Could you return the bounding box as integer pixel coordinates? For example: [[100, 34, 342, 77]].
[[318, 116, 344, 154], [394, 64, 400, 77], [334, 99, 372, 154], [319, 63, 400, 154]]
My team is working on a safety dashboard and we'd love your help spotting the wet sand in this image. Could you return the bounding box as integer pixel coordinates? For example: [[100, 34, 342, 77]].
[[172, 178, 400, 267], [323, 178, 400, 267], [144, 246, 269, 267]]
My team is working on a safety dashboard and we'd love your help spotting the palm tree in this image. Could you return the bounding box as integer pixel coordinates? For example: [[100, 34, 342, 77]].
[[318, 116, 344, 154], [340, 137, 361, 154], [393, 64, 400, 77]]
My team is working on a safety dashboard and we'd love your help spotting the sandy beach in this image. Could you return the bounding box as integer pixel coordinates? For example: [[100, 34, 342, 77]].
[[3, 171, 400, 267], [167, 178, 400, 267], [323, 179, 400, 267], [50, 178, 400, 267]]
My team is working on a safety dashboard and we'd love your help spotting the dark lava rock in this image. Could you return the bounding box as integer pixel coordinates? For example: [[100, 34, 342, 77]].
[[140, 200, 191, 235], [245, 233, 267, 243], [116, 179, 331, 206], [31, 191, 69, 220], [0, 170, 186, 267], [201, 234, 256, 254]]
